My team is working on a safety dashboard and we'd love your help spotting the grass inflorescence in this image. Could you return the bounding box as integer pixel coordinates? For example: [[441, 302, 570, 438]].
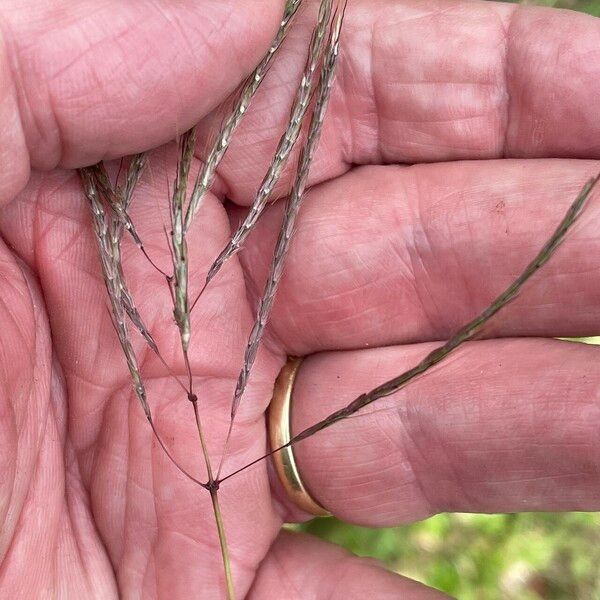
[[81, 1, 599, 598], [218, 174, 600, 484], [216, 2, 347, 480], [191, 0, 335, 309]]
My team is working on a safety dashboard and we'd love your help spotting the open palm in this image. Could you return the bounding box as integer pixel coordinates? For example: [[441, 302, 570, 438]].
[[0, 1, 599, 598]]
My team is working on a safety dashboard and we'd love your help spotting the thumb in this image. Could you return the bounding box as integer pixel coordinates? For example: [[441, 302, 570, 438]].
[[0, 0, 284, 204]]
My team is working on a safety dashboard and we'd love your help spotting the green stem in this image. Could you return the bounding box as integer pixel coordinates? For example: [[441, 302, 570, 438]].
[[210, 487, 235, 600], [192, 400, 235, 600]]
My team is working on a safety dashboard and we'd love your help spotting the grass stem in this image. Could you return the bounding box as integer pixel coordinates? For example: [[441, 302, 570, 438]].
[[210, 487, 235, 600]]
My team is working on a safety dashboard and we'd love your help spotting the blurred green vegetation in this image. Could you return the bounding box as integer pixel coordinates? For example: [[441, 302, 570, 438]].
[[304, 513, 600, 599], [514, 0, 600, 15], [303, 2, 600, 598]]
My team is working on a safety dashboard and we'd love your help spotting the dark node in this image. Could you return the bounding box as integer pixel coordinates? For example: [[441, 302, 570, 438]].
[[208, 480, 221, 493], [188, 393, 198, 403]]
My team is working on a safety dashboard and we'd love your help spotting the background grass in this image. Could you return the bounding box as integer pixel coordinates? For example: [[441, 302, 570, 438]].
[[303, 2, 600, 598]]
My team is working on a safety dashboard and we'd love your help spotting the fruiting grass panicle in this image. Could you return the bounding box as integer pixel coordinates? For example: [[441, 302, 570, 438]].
[[84, 7, 347, 598], [82, 167, 206, 488], [290, 177, 599, 442], [113, 153, 148, 247], [123, 153, 148, 205], [80, 9, 600, 600], [88, 161, 169, 277], [183, 0, 305, 233], [170, 129, 197, 355], [193, 0, 334, 306], [89, 161, 163, 356], [219, 175, 600, 484], [88, 163, 142, 245], [216, 5, 346, 478], [81, 169, 152, 421], [167, 129, 236, 599]]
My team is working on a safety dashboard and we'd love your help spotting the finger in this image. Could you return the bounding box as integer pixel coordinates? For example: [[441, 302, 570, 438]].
[[0, 38, 29, 204], [0, 241, 53, 559], [236, 159, 600, 355], [0, 243, 107, 597], [214, 0, 600, 204], [249, 531, 448, 599], [0, 0, 284, 199], [278, 338, 600, 525]]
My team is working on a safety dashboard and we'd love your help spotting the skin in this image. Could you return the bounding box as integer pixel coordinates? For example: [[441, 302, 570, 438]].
[[0, 0, 599, 597]]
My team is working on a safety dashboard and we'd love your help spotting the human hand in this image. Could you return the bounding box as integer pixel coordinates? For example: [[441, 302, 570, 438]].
[[0, 1, 599, 598]]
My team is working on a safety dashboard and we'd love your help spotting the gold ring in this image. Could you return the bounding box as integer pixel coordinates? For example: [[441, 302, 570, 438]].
[[269, 357, 331, 517]]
